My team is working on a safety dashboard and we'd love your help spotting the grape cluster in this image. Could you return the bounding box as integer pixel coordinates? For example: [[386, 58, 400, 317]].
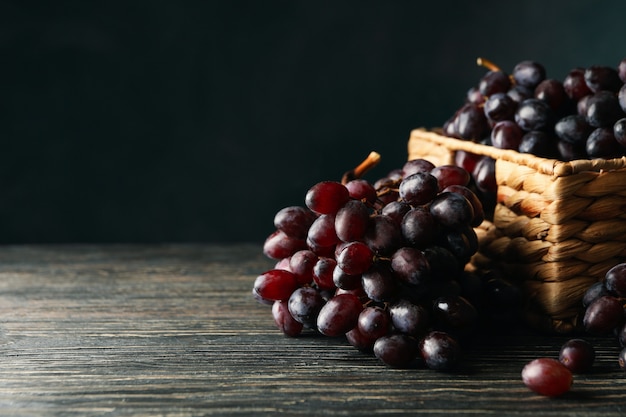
[[581, 263, 626, 370], [442, 58, 626, 199], [253, 155, 521, 370]]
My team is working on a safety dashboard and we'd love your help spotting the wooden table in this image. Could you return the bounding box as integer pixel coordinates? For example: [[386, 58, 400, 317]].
[[0, 244, 624, 416]]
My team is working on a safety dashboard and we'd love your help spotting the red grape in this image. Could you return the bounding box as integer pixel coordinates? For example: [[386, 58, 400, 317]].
[[521, 358, 572, 397]]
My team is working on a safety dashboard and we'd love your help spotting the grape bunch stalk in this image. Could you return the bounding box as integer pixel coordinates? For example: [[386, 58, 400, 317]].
[[253, 152, 521, 370]]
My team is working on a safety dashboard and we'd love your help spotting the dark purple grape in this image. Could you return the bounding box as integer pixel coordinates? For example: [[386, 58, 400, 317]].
[[521, 358, 573, 397], [466, 86, 485, 105], [519, 130, 557, 158], [272, 300, 303, 337], [491, 120, 524, 150], [399, 172, 439, 206], [357, 306, 391, 339], [419, 331, 461, 371], [586, 91, 625, 128], [604, 263, 626, 297], [402, 159, 436, 178], [429, 165, 470, 191], [390, 247, 431, 287], [288, 286, 325, 328], [582, 281, 610, 307], [507, 85, 533, 104], [389, 299, 430, 337], [512, 60, 546, 90], [479, 70, 511, 96], [373, 334, 419, 368], [307, 214, 339, 248], [305, 181, 350, 215], [559, 338, 595, 373], [583, 295, 625, 335], [586, 127, 623, 159], [316, 293, 363, 337], [515, 98, 554, 132], [534, 78, 568, 113], [454, 103, 490, 141], [274, 206, 317, 239], [344, 179, 377, 205], [437, 226, 477, 265], [361, 264, 398, 302], [615, 118, 626, 147], [253, 269, 300, 302], [332, 264, 362, 290], [364, 215, 403, 256], [473, 156, 497, 194], [557, 139, 587, 161], [312, 256, 337, 291], [345, 326, 377, 353], [564, 67, 593, 101], [263, 230, 307, 260], [429, 192, 474, 230], [335, 200, 371, 242], [401, 207, 436, 248], [554, 114, 594, 146], [442, 184, 485, 227], [484, 92, 517, 123], [289, 249, 318, 285], [336, 241, 373, 276], [432, 295, 478, 337], [584, 65, 623, 93], [381, 201, 412, 226]]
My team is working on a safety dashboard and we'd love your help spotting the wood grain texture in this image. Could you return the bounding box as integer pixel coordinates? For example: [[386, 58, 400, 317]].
[[0, 244, 624, 416]]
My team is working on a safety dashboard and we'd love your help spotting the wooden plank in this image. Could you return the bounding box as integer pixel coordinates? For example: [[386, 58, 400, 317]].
[[0, 244, 623, 416]]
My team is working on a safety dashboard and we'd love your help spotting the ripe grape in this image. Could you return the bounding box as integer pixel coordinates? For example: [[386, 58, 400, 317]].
[[363, 214, 403, 256], [336, 241, 373, 276], [307, 214, 339, 248], [584, 65, 622, 93], [419, 331, 461, 371], [399, 172, 439, 206], [288, 286, 325, 328], [274, 206, 317, 239], [563, 67, 592, 101], [401, 207, 436, 248], [586, 127, 622, 158], [312, 256, 337, 291], [614, 118, 626, 147], [515, 98, 554, 132], [305, 181, 350, 215], [583, 295, 625, 335], [429, 165, 470, 191], [479, 70, 511, 96], [554, 114, 593, 146], [604, 262, 626, 297], [289, 249, 318, 285], [374, 334, 419, 368], [272, 300, 303, 337], [559, 338, 595, 373], [253, 269, 300, 302], [390, 246, 431, 287], [521, 358, 573, 397], [361, 264, 398, 302], [263, 230, 307, 260], [357, 306, 391, 339], [429, 192, 474, 230], [402, 158, 435, 178], [491, 120, 523, 150], [483, 92, 517, 123], [534, 78, 568, 113], [381, 200, 411, 226], [432, 295, 478, 337], [344, 179, 377, 204], [585, 91, 625, 128], [316, 293, 363, 337], [335, 199, 371, 242], [512, 60, 546, 90]]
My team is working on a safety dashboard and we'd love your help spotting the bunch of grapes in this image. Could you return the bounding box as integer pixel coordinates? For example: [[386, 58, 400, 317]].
[[442, 58, 626, 199], [253, 153, 521, 370]]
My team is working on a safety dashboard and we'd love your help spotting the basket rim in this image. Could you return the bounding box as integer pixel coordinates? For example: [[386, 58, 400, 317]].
[[410, 128, 626, 178]]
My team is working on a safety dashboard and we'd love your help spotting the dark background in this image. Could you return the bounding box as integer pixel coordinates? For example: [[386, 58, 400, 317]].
[[1, 1, 625, 244]]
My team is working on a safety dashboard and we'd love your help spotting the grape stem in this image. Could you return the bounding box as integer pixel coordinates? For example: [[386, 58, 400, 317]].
[[476, 57, 501, 72], [341, 151, 381, 184]]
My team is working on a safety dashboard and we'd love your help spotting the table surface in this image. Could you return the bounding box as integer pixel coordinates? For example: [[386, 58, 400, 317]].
[[0, 244, 624, 416]]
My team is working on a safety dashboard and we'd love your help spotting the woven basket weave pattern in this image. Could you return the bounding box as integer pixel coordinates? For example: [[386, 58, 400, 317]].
[[408, 128, 626, 333]]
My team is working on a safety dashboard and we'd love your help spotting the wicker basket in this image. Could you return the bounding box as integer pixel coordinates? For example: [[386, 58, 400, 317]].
[[408, 128, 626, 334]]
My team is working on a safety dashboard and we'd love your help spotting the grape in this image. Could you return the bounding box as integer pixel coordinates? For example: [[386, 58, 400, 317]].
[[373, 334, 419, 368], [305, 181, 350, 215], [442, 185, 485, 227], [274, 206, 317, 239], [563, 67, 592, 101], [521, 358, 573, 397], [344, 179, 377, 204], [253, 269, 300, 302], [390, 247, 431, 287], [583, 295, 625, 335], [620, 84, 626, 113], [466, 86, 485, 105], [429, 165, 470, 191], [582, 281, 610, 307], [288, 286, 325, 328], [307, 214, 339, 248], [312, 256, 337, 291], [399, 172, 439, 206], [512, 60, 546, 90], [614, 118, 626, 147], [432, 295, 478, 337], [402, 158, 435, 178], [419, 331, 461, 371], [389, 299, 430, 337], [554, 114, 593, 146], [604, 263, 626, 297], [263, 230, 307, 260], [483, 92, 517, 123], [559, 338, 595, 373], [518, 130, 557, 158], [401, 207, 436, 248], [316, 293, 363, 337], [454, 103, 489, 140], [336, 241, 373, 276], [424, 245, 461, 280], [332, 264, 362, 290], [479, 70, 511, 96], [364, 214, 403, 256], [618, 58, 626, 83], [437, 226, 478, 265], [361, 264, 398, 302], [272, 300, 303, 337], [515, 98, 554, 132], [585, 91, 625, 128], [507, 85, 533, 104], [357, 306, 391, 340], [557, 139, 587, 161], [429, 192, 474, 230], [586, 127, 622, 159], [584, 65, 622, 93], [534, 78, 568, 113], [345, 326, 377, 353], [491, 120, 523, 150], [473, 156, 497, 194], [454, 150, 481, 174], [289, 249, 318, 285], [335, 199, 371, 242], [381, 201, 411, 226]]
